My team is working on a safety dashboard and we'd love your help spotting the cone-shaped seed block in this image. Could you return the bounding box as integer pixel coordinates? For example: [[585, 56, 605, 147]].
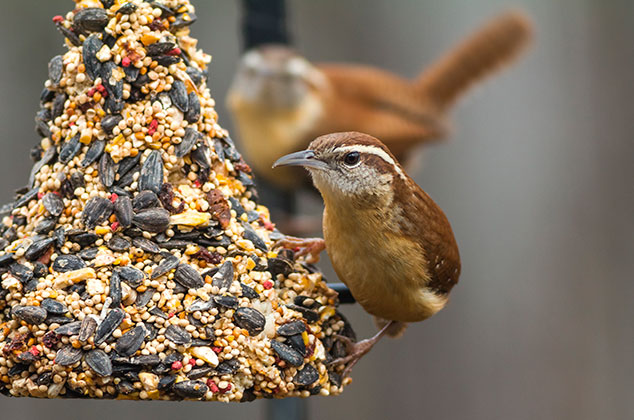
[[0, 0, 353, 401]]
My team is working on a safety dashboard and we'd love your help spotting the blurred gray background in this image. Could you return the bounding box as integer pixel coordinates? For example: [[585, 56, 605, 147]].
[[1, 0, 633, 419]]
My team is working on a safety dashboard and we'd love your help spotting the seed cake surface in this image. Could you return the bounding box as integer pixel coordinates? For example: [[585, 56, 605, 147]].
[[0, 0, 354, 401]]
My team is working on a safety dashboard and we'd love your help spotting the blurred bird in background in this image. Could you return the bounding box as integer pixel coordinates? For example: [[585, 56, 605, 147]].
[[227, 10, 532, 232]]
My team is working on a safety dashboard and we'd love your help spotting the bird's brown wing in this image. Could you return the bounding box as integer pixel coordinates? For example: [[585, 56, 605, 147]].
[[315, 64, 448, 159], [397, 177, 461, 295]]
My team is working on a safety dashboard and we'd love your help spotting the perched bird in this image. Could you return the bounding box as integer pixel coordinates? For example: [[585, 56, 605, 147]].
[[228, 10, 533, 193], [273, 132, 461, 376]]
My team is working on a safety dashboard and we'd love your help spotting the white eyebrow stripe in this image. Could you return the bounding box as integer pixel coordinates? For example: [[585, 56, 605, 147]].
[[335, 145, 407, 179]]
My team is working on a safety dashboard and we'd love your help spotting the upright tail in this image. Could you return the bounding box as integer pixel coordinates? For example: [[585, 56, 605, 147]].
[[415, 10, 533, 113]]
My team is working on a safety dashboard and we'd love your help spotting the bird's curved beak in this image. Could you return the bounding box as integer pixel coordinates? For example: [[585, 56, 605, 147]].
[[272, 150, 328, 170]]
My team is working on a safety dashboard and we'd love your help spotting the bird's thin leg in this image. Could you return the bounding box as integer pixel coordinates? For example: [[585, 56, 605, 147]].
[[275, 236, 326, 263], [329, 320, 396, 378]]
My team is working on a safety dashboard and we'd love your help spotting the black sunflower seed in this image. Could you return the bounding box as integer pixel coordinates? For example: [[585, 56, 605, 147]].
[[173, 380, 208, 399], [77, 246, 97, 259], [94, 308, 125, 345], [132, 190, 159, 211], [68, 229, 99, 246], [293, 364, 319, 386], [155, 55, 181, 66], [174, 263, 204, 289], [73, 8, 109, 34], [78, 316, 98, 342], [270, 340, 304, 367], [105, 96, 124, 113], [169, 80, 188, 112], [150, 254, 179, 279], [184, 92, 201, 123], [114, 195, 133, 227], [83, 34, 103, 81], [176, 127, 200, 158], [138, 150, 163, 193], [55, 345, 83, 366], [287, 334, 307, 356], [109, 270, 122, 306], [165, 324, 192, 345], [132, 208, 170, 233], [277, 320, 306, 337], [114, 266, 145, 288], [294, 295, 319, 309], [186, 66, 204, 87], [51, 92, 67, 120], [116, 325, 147, 357], [99, 153, 116, 187], [214, 295, 238, 309], [12, 305, 47, 325], [101, 114, 122, 134], [81, 139, 105, 167], [32, 262, 48, 278], [41, 299, 67, 316], [190, 143, 210, 181], [55, 321, 81, 336], [240, 283, 258, 299], [123, 65, 139, 83], [100, 61, 124, 101], [59, 133, 81, 164], [267, 258, 293, 278], [286, 304, 319, 323], [55, 21, 81, 46], [117, 154, 141, 178], [172, 12, 197, 29], [69, 172, 85, 192], [185, 299, 215, 313], [115, 167, 136, 188], [48, 55, 64, 85], [242, 223, 267, 252], [29, 145, 56, 186], [215, 359, 240, 375], [34, 110, 50, 138], [132, 237, 161, 254], [85, 349, 113, 377], [117, 2, 137, 14], [10, 263, 33, 283], [107, 236, 130, 252], [233, 307, 265, 336], [211, 260, 233, 290], [13, 188, 38, 209], [25, 237, 54, 261], [40, 88, 55, 104], [146, 42, 176, 56], [135, 287, 154, 308], [42, 192, 64, 216], [82, 197, 113, 229]]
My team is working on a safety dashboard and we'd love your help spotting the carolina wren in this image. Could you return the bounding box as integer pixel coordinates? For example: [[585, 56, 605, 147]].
[[273, 132, 461, 376], [228, 10, 532, 191]]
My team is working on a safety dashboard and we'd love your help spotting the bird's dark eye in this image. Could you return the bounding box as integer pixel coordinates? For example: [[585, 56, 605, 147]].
[[343, 151, 360, 166]]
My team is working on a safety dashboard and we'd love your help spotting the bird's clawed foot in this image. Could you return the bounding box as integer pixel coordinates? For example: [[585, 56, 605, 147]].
[[327, 321, 396, 378], [274, 236, 326, 263]]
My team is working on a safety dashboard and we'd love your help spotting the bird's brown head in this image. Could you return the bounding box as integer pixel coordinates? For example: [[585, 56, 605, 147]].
[[273, 132, 408, 204], [229, 45, 326, 109]]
